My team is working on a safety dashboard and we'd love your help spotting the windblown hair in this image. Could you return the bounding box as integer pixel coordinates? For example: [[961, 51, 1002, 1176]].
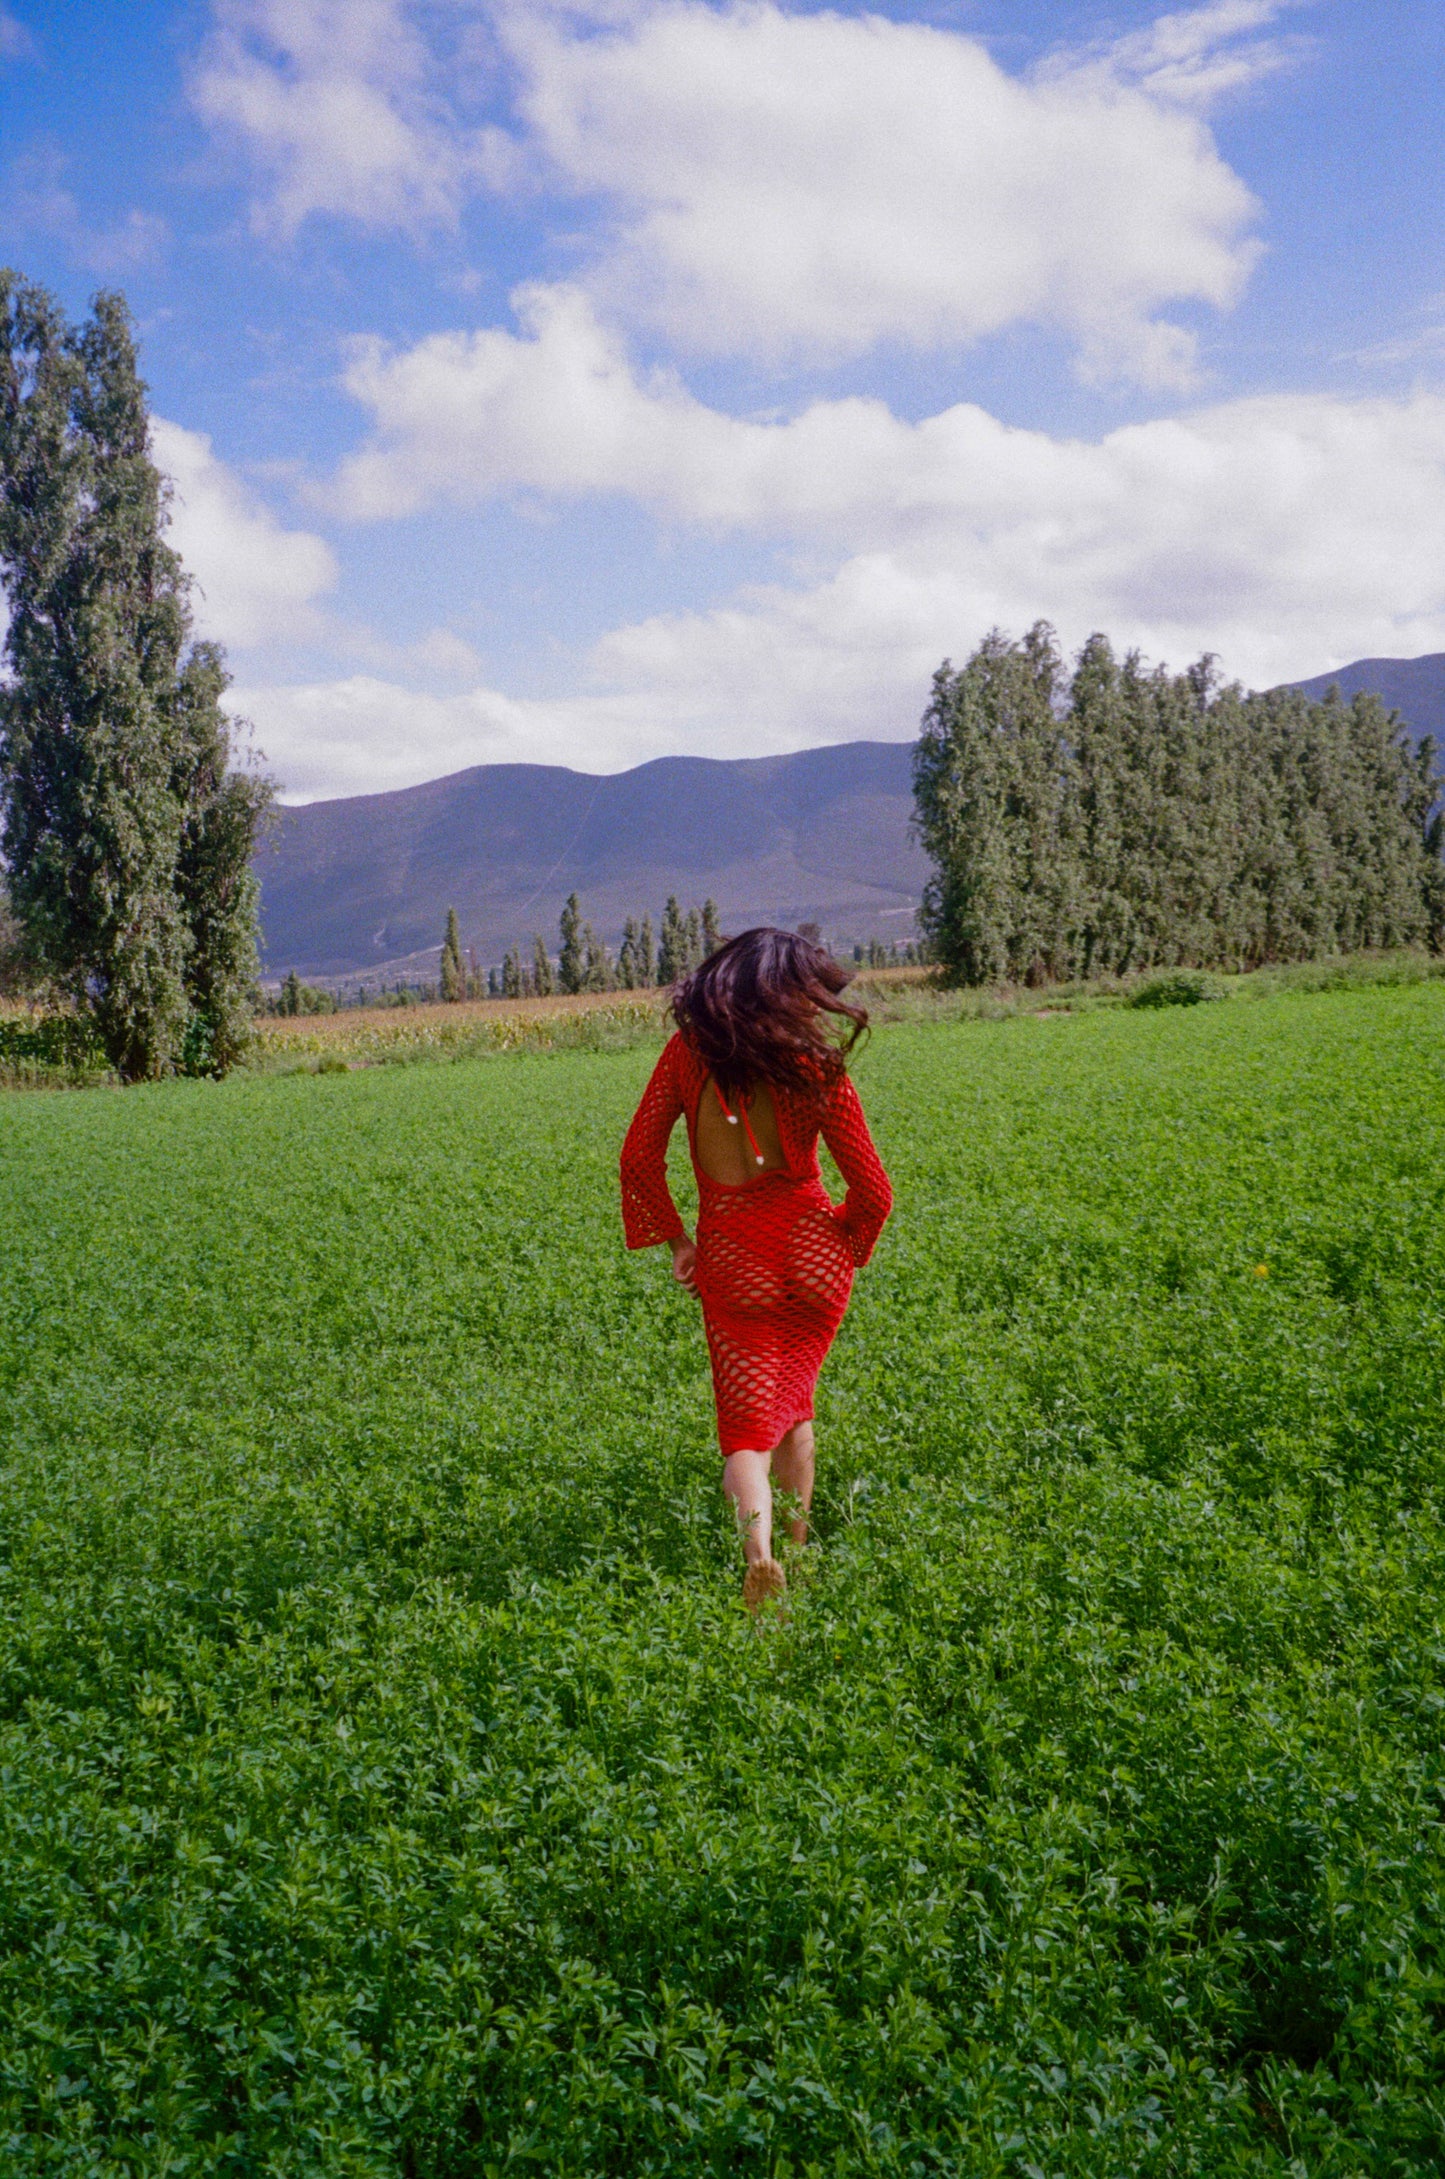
[[670, 926, 867, 1103]]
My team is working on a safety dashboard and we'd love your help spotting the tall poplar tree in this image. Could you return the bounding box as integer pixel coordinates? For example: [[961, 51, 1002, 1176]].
[[0, 274, 272, 1078], [657, 896, 687, 983], [913, 638, 1047, 986], [558, 893, 584, 994], [582, 920, 612, 991], [439, 906, 464, 1001], [617, 915, 640, 987]]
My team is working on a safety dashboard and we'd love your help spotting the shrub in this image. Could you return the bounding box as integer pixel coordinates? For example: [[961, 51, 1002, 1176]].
[[1129, 970, 1220, 1008]]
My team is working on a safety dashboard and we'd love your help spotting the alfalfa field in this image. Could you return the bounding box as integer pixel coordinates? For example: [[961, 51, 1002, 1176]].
[[2, 981, 1444, 2175]]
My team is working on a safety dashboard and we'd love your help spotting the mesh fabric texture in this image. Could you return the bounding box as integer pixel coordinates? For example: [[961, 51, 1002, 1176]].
[[620, 1032, 893, 1455]]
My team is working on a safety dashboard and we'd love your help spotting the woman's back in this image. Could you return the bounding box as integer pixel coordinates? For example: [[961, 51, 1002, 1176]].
[[693, 1077, 786, 1185]]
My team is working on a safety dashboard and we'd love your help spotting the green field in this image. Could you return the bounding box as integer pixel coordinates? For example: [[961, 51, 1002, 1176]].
[[3, 987, 1445, 2175]]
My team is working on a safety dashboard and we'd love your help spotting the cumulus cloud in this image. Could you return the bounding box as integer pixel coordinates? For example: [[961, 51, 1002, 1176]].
[[498, 0, 1265, 385], [326, 282, 778, 520], [575, 387, 1445, 713], [251, 430, 1445, 795], [195, 0, 1272, 384], [153, 418, 338, 649], [191, 0, 506, 236], [323, 284, 1445, 651], [258, 369, 1445, 802], [322, 277, 1106, 529]]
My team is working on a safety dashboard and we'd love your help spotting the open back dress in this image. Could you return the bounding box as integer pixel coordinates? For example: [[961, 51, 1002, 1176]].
[[620, 1032, 893, 1455]]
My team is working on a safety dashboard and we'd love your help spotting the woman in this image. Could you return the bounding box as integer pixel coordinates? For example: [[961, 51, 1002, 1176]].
[[620, 927, 893, 1610]]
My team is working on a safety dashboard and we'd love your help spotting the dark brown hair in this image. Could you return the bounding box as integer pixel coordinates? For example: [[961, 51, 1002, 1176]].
[[670, 926, 867, 1102]]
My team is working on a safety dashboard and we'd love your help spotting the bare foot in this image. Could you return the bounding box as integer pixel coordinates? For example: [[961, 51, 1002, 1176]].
[[742, 1557, 787, 1614]]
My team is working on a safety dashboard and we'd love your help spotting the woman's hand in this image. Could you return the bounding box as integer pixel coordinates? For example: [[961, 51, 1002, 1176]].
[[671, 1234, 699, 1294]]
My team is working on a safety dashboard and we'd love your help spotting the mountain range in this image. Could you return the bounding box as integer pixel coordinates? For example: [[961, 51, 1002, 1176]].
[[257, 739, 928, 982], [255, 652, 1445, 982]]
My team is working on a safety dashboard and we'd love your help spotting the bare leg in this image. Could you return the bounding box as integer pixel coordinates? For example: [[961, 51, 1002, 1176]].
[[771, 1421, 816, 1546], [722, 1448, 774, 1566]]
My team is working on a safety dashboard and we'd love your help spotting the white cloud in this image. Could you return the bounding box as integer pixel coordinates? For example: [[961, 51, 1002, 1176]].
[[573, 387, 1445, 717], [1346, 321, 1445, 371], [82, 208, 170, 274], [324, 278, 1090, 533], [152, 418, 338, 649], [1063, 0, 1307, 108], [323, 286, 1445, 658], [501, 0, 1265, 384], [191, 0, 504, 236], [194, 0, 1271, 383], [326, 282, 774, 519], [318, 279, 1231, 535]]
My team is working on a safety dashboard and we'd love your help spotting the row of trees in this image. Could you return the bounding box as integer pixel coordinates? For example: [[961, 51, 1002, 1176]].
[[0, 276, 272, 1078], [914, 625, 1445, 986], [561, 893, 722, 994], [852, 938, 929, 968], [433, 894, 726, 1001]]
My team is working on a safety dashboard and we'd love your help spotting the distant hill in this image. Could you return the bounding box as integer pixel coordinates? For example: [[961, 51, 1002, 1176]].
[[1279, 653, 1445, 741], [257, 740, 928, 980], [257, 654, 1445, 981]]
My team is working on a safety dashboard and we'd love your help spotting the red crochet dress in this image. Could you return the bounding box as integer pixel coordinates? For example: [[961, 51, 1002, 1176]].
[[620, 1033, 893, 1455]]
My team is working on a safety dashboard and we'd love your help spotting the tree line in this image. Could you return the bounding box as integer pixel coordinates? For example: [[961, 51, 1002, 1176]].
[[914, 624, 1445, 986], [852, 938, 929, 969], [430, 893, 725, 1002]]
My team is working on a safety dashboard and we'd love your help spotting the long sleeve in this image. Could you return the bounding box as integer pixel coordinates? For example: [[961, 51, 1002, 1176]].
[[619, 1035, 688, 1249], [817, 1070, 893, 1266]]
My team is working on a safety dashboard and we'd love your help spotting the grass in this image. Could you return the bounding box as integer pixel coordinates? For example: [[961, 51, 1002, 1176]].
[[2, 982, 1444, 2172]]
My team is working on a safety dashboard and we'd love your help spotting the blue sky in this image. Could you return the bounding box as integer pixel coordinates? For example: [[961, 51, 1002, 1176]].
[[3, 0, 1443, 798]]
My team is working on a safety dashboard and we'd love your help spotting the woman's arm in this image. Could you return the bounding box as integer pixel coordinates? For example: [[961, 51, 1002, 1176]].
[[619, 1036, 689, 1251], [818, 1071, 893, 1267]]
